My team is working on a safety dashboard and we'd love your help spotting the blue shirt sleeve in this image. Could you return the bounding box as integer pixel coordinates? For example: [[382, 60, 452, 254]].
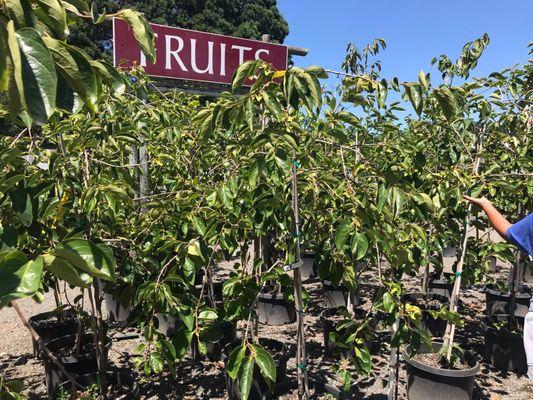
[[506, 213, 533, 256]]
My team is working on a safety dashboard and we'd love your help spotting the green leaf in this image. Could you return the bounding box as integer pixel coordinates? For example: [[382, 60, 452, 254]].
[[351, 232, 369, 260], [0, 252, 43, 305], [218, 184, 233, 210], [6, 21, 25, 117], [116, 10, 155, 63], [182, 257, 195, 285], [382, 292, 394, 313], [90, 60, 125, 94], [187, 240, 202, 258], [434, 86, 458, 121], [239, 356, 254, 400], [44, 38, 98, 112], [353, 344, 372, 374], [42, 254, 93, 288], [261, 91, 282, 119], [62, 0, 89, 13], [251, 344, 276, 390], [5, 0, 34, 29], [226, 344, 246, 380], [191, 215, 206, 237], [51, 239, 116, 282], [149, 351, 164, 374], [172, 325, 193, 358], [90, 2, 107, 24], [9, 188, 33, 227], [35, 0, 68, 39], [403, 83, 424, 116], [232, 60, 261, 91], [0, 174, 24, 193], [197, 308, 218, 321], [335, 220, 353, 250], [376, 184, 387, 212], [14, 27, 58, 124]]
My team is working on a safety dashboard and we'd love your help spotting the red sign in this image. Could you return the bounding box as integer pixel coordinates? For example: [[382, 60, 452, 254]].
[[113, 18, 288, 85]]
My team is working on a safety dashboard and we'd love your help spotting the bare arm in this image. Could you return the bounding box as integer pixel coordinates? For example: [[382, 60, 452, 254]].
[[463, 195, 512, 241]]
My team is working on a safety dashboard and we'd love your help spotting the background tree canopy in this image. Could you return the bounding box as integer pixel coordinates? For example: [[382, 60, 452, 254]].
[[69, 0, 290, 61]]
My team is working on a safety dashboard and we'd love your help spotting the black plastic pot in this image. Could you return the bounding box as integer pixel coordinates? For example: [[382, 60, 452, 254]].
[[403, 293, 449, 337], [518, 260, 533, 283], [223, 338, 288, 400], [481, 314, 527, 374], [191, 320, 237, 361], [44, 333, 112, 396], [322, 281, 358, 309], [427, 276, 453, 299], [319, 308, 372, 357], [300, 253, 317, 282], [28, 309, 79, 358], [54, 371, 139, 400], [155, 313, 181, 337], [257, 289, 296, 325], [483, 284, 531, 318], [103, 291, 132, 322], [403, 341, 479, 400]]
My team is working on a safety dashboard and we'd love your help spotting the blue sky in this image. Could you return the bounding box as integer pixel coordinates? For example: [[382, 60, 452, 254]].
[[278, 0, 532, 90]]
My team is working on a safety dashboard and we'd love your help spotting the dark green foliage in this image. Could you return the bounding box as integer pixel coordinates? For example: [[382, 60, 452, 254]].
[[69, 0, 289, 62]]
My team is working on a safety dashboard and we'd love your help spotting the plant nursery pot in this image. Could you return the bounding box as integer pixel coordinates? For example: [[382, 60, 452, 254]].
[[54, 371, 139, 400], [155, 313, 181, 337], [196, 281, 225, 303], [103, 290, 132, 322], [483, 284, 531, 318], [44, 333, 112, 396], [322, 280, 358, 309], [28, 309, 79, 358], [191, 320, 237, 361], [480, 314, 527, 374], [403, 341, 479, 400], [257, 289, 296, 325], [518, 260, 533, 283], [427, 276, 453, 299], [223, 338, 288, 400], [403, 293, 449, 337], [319, 308, 373, 357], [300, 253, 317, 282]]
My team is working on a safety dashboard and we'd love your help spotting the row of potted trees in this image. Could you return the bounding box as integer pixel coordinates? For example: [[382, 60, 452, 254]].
[[0, 8, 531, 399]]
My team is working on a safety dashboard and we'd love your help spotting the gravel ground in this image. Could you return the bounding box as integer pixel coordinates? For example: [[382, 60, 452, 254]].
[[2, 262, 533, 399]]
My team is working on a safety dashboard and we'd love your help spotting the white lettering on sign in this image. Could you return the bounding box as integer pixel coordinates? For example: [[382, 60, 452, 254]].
[[191, 39, 214, 74], [165, 35, 188, 71]]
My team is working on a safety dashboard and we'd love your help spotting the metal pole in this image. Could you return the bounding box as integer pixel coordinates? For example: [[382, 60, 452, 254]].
[[290, 155, 309, 399]]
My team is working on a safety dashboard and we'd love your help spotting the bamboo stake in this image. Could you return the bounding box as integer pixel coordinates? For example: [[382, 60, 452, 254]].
[[509, 203, 523, 328], [290, 156, 309, 399], [442, 129, 484, 362]]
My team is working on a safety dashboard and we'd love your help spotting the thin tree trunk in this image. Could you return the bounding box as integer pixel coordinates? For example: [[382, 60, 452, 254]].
[[387, 319, 399, 400]]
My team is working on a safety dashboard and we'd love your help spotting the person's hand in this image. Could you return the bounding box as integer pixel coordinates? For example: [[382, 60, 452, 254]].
[[463, 195, 490, 207]]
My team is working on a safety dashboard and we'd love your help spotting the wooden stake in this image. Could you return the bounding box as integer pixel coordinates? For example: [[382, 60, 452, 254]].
[[442, 128, 484, 361], [290, 156, 309, 399]]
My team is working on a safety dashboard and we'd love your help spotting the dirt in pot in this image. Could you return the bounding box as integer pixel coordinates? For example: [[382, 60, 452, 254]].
[[412, 352, 470, 371], [53, 341, 96, 357], [491, 319, 523, 334]]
